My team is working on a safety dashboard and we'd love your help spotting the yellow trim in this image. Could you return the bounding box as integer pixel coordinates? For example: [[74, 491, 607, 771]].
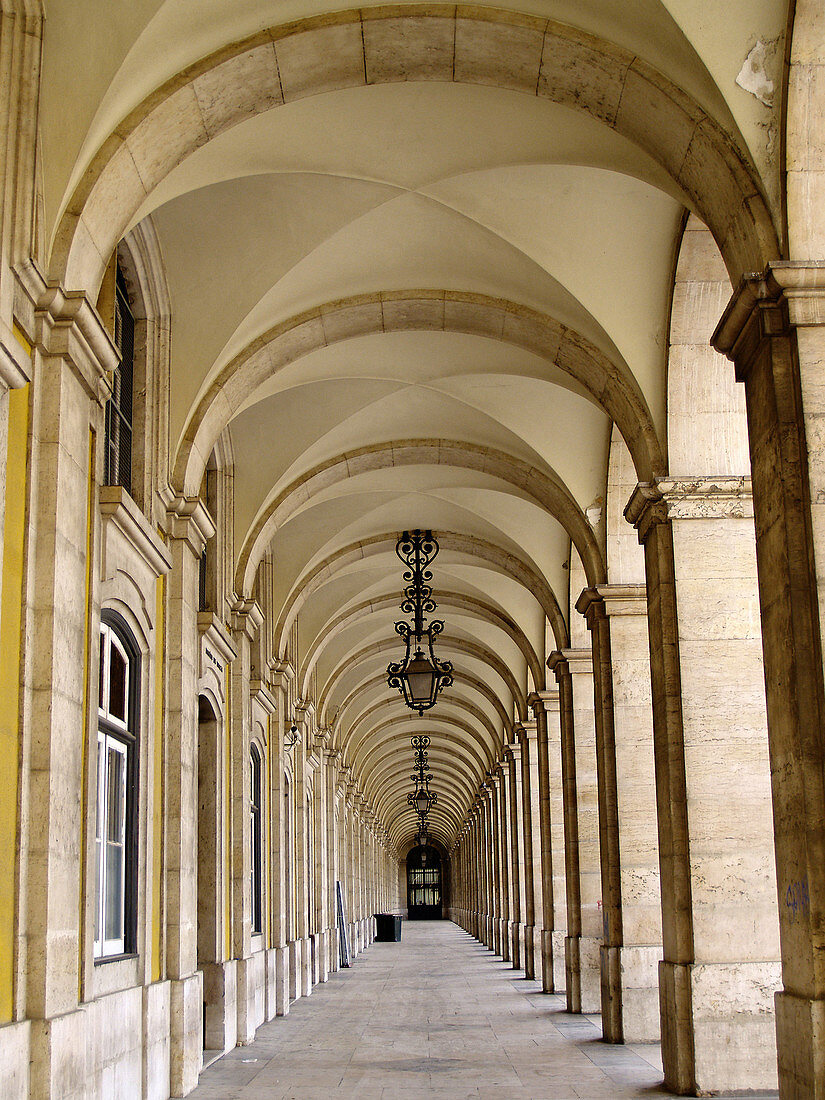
[[0, 384, 30, 1022], [152, 570, 166, 982], [11, 322, 31, 358], [78, 428, 95, 1000], [225, 665, 231, 961], [266, 715, 272, 949]]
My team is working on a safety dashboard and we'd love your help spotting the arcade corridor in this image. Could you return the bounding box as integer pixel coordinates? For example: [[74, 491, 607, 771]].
[[2, 3, 825, 1098]]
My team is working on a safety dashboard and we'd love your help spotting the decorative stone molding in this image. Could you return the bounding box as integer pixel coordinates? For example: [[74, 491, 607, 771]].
[[593, 583, 647, 616], [657, 476, 753, 519], [624, 482, 668, 544], [527, 690, 560, 717], [230, 596, 264, 640], [0, 319, 32, 390], [626, 477, 753, 539], [165, 494, 215, 555], [30, 270, 118, 405], [250, 680, 276, 715], [269, 659, 295, 692], [713, 261, 825, 376], [560, 648, 593, 676], [99, 485, 172, 580], [197, 612, 237, 680]]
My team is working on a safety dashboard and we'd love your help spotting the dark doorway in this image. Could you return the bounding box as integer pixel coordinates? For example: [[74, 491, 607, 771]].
[[407, 845, 442, 919]]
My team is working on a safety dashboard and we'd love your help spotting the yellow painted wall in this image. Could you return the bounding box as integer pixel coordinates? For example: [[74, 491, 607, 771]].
[[152, 570, 166, 982]]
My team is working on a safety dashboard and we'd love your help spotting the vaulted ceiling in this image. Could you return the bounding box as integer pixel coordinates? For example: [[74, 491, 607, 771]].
[[42, 0, 786, 852]]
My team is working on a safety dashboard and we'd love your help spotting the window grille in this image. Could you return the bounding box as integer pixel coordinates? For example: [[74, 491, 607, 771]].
[[105, 265, 134, 490]]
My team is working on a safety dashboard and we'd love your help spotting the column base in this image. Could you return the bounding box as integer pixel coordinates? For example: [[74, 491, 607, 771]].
[[143, 982, 171, 1100], [522, 923, 535, 979], [600, 944, 660, 1044], [30, 1008, 88, 1100], [0, 1018, 30, 1100], [492, 917, 502, 955], [201, 959, 237, 1053], [541, 929, 554, 993], [263, 948, 277, 1021], [775, 988, 825, 1100], [288, 939, 300, 1002], [533, 926, 545, 987], [274, 945, 290, 1016], [170, 972, 204, 1097], [236, 952, 265, 1044], [660, 959, 780, 1095], [500, 918, 510, 961], [507, 920, 520, 969], [565, 934, 600, 1012], [552, 930, 566, 993], [299, 937, 312, 997]]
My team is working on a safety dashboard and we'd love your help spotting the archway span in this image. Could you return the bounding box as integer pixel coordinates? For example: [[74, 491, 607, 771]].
[[237, 437, 604, 597], [175, 291, 663, 495], [298, 588, 546, 699], [320, 633, 529, 734], [52, 5, 777, 298], [274, 529, 568, 656], [320, 669, 515, 745]]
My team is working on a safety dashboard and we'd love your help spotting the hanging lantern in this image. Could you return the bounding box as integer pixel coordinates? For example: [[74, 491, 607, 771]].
[[387, 531, 453, 715]]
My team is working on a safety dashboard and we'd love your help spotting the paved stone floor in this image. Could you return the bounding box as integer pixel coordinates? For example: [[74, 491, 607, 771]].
[[189, 921, 776, 1099]]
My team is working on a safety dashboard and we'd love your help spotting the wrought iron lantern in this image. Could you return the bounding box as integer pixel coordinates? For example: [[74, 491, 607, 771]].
[[387, 530, 453, 714], [407, 735, 437, 811]]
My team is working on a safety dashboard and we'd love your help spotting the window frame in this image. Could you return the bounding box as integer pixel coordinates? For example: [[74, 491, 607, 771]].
[[250, 743, 264, 936], [95, 612, 140, 961], [104, 263, 135, 491]]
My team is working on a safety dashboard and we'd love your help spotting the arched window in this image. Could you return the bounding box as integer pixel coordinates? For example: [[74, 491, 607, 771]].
[[104, 263, 134, 490], [250, 744, 263, 935], [96, 613, 139, 957]]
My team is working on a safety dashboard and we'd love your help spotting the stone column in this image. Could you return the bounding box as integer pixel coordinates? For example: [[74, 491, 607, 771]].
[[578, 587, 661, 1043], [544, 692, 567, 993], [484, 782, 501, 954], [21, 289, 116, 1098], [311, 734, 330, 983], [268, 666, 291, 1016], [529, 693, 559, 993], [714, 266, 825, 1099], [515, 731, 536, 977], [230, 600, 264, 1044], [494, 766, 511, 961], [292, 705, 312, 998], [550, 649, 601, 1013], [626, 480, 779, 1094], [519, 721, 545, 984], [503, 744, 524, 970], [324, 748, 340, 975], [164, 496, 215, 1093]]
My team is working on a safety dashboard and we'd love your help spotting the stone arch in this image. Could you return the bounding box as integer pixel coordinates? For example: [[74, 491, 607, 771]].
[[52, 6, 778, 298], [236, 437, 604, 599], [319, 634, 529, 732], [177, 291, 662, 498], [319, 668, 514, 745], [273, 530, 568, 657]]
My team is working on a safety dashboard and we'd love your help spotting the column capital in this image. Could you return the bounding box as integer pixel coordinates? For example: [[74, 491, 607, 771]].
[[165, 494, 215, 556], [593, 583, 647, 616], [560, 647, 592, 676], [503, 740, 521, 765], [34, 276, 118, 403], [713, 261, 825, 379], [546, 649, 570, 682], [655, 476, 753, 520], [230, 596, 264, 639], [515, 720, 537, 744], [269, 659, 295, 693], [624, 482, 668, 545], [527, 689, 559, 716]]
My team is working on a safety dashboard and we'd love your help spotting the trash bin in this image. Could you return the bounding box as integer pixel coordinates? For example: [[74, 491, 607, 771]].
[[375, 913, 402, 942]]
